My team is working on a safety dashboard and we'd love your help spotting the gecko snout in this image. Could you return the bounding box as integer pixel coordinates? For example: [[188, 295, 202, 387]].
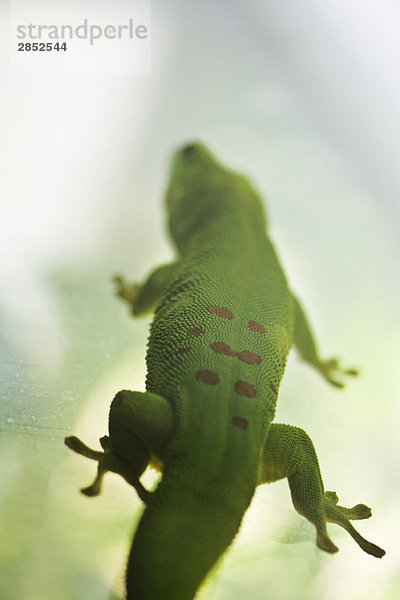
[[181, 143, 199, 159]]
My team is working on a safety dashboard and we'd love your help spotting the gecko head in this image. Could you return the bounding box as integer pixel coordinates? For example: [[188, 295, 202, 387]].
[[166, 142, 267, 252]]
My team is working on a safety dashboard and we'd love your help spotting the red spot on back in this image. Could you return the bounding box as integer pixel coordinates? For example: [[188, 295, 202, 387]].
[[209, 341, 236, 356], [188, 327, 205, 336], [207, 305, 235, 320], [232, 416, 248, 430], [177, 347, 191, 354], [248, 320, 267, 333], [234, 380, 256, 398], [236, 350, 262, 365], [269, 384, 277, 394], [196, 370, 220, 385]]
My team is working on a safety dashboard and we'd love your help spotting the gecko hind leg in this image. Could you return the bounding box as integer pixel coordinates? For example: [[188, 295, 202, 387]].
[[65, 389, 174, 503], [259, 423, 385, 557]]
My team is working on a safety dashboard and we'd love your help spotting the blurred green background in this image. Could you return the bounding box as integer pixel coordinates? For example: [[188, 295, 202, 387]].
[[1, 1, 399, 599]]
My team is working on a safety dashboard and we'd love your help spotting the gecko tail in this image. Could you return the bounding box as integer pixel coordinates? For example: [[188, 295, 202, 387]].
[[125, 469, 253, 600]]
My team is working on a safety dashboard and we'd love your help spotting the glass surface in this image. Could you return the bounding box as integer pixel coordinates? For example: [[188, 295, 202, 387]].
[[1, 2, 399, 599]]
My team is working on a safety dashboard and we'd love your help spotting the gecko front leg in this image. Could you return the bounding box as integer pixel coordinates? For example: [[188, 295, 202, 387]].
[[114, 261, 180, 316], [291, 293, 359, 388]]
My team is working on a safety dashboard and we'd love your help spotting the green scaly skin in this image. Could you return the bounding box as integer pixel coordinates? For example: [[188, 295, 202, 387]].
[[65, 142, 385, 600]]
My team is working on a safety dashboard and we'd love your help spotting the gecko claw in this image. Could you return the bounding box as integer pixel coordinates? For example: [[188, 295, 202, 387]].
[[317, 531, 339, 554], [80, 460, 108, 497], [64, 436, 103, 460], [99, 435, 111, 451], [344, 368, 359, 376], [324, 491, 339, 504]]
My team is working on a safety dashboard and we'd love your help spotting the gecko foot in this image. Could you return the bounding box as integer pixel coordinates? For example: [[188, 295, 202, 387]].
[[113, 274, 140, 304], [324, 492, 372, 520], [321, 358, 359, 388], [323, 494, 385, 557], [64, 435, 150, 502]]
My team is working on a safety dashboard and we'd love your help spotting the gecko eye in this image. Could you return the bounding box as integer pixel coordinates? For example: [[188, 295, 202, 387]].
[[181, 144, 197, 159]]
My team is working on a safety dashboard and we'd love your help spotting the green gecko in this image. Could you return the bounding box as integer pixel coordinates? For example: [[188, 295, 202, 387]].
[[65, 142, 385, 600]]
